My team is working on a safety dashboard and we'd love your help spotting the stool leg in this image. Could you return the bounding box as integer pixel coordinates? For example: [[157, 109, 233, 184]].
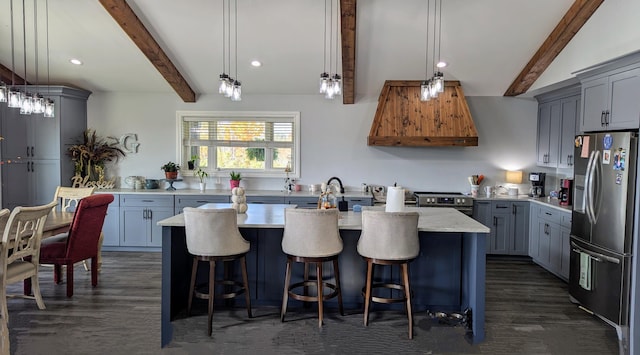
[[401, 263, 413, 340], [303, 262, 311, 309], [363, 259, 373, 326], [316, 262, 324, 328], [240, 256, 252, 318], [281, 258, 292, 322], [187, 258, 198, 316], [208, 261, 216, 336], [332, 258, 344, 316]]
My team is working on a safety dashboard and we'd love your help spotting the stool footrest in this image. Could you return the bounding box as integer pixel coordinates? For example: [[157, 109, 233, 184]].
[[288, 280, 339, 302], [363, 282, 407, 304], [194, 280, 247, 300]]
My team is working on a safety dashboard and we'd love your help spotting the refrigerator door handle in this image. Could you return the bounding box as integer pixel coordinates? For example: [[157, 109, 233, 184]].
[[571, 241, 620, 264], [585, 150, 596, 224], [592, 150, 603, 222]]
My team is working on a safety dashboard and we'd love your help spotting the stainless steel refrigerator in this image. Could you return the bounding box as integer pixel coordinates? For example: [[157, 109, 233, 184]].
[[570, 130, 638, 349]]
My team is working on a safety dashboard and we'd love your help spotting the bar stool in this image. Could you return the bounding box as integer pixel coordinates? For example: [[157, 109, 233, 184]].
[[281, 208, 344, 327], [183, 207, 252, 336], [357, 210, 419, 339]]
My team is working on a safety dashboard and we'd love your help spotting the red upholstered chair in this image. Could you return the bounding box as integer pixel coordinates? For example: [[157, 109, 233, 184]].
[[39, 194, 114, 297]]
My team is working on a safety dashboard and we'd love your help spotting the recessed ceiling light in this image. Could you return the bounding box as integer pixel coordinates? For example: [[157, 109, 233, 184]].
[[70, 58, 83, 65], [436, 61, 447, 68], [250, 60, 262, 67]]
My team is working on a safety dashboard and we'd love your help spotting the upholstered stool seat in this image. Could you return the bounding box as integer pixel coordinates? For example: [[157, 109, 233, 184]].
[[184, 207, 252, 336], [357, 210, 419, 339], [281, 208, 344, 327]]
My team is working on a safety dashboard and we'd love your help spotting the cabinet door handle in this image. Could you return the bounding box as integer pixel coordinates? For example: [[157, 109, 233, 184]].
[[544, 223, 548, 235], [496, 205, 508, 209], [545, 212, 552, 216], [31, 146, 34, 157], [568, 154, 573, 166], [601, 110, 606, 126], [142, 200, 154, 203], [26, 146, 30, 157], [493, 216, 497, 226], [605, 110, 610, 126], [30, 161, 34, 172], [148, 210, 152, 220], [512, 205, 516, 214], [143, 209, 147, 219]]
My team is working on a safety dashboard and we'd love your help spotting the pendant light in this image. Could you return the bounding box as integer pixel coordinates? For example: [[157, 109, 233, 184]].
[[43, 0, 54, 117], [320, 0, 341, 100], [218, 0, 230, 95], [20, 0, 33, 116], [331, 0, 342, 97], [32, 0, 44, 114], [230, 0, 241, 101], [432, 0, 444, 93], [7, 0, 21, 108], [420, 0, 431, 102]]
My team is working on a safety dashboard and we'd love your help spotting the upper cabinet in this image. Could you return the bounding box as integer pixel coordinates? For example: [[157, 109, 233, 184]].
[[535, 87, 580, 168], [576, 51, 640, 132]]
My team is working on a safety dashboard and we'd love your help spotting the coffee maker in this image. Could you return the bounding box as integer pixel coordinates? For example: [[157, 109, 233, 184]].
[[559, 178, 573, 206], [528, 172, 546, 197]]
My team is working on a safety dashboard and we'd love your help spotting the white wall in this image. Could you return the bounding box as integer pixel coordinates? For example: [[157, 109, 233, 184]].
[[87, 91, 539, 194]]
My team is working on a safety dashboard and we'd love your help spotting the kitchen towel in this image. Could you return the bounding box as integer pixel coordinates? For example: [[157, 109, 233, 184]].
[[385, 186, 405, 212], [579, 252, 592, 291]]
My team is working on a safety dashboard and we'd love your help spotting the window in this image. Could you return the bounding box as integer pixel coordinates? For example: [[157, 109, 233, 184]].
[[177, 111, 300, 178]]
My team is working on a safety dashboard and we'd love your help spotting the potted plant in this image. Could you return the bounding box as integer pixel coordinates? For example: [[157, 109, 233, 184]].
[[195, 168, 208, 191], [229, 171, 241, 189], [161, 162, 180, 179], [187, 155, 198, 170], [67, 129, 126, 182]]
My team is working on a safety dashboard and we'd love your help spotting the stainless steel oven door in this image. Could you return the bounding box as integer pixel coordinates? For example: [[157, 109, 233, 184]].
[[569, 237, 631, 326]]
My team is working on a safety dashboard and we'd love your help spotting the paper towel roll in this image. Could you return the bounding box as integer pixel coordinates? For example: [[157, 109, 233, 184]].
[[385, 186, 405, 212]]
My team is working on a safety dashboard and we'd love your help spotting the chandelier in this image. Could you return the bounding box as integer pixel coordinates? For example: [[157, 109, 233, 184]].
[[2, 0, 55, 116], [218, 0, 241, 101], [420, 0, 446, 102], [319, 0, 341, 99]]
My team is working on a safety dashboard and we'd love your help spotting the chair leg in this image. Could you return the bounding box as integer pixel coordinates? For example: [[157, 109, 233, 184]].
[[363, 260, 374, 326], [53, 265, 63, 284], [1, 282, 8, 323], [66, 263, 75, 298], [23, 278, 32, 296], [280, 259, 292, 322], [83, 232, 104, 272], [240, 256, 252, 318], [31, 274, 46, 309], [401, 263, 413, 340], [207, 261, 216, 337], [91, 257, 99, 287], [316, 262, 323, 328], [332, 258, 344, 316], [187, 258, 198, 316]]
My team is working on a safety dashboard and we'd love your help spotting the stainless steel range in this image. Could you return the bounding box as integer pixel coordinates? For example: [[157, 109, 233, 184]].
[[413, 191, 474, 216]]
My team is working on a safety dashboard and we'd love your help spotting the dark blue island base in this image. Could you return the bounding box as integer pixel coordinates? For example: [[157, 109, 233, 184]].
[[161, 226, 486, 347]]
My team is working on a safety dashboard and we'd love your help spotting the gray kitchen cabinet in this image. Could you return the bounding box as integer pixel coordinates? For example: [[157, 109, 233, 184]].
[[245, 196, 285, 204], [344, 196, 373, 209], [473, 200, 528, 255], [174, 194, 230, 214], [535, 86, 580, 168], [102, 203, 120, 247], [580, 68, 640, 131], [528, 204, 540, 260], [285, 196, 319, 209], [119, 195, 174, 248], [530, 204, 571, 281], [0, 86, 90, 209]]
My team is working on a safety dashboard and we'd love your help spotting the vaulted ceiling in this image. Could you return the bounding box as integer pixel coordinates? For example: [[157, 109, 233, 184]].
[[0, 0, 601, 103]]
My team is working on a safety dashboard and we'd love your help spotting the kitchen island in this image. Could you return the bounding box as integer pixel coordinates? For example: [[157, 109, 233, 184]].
[[158, 204, 489, 347]]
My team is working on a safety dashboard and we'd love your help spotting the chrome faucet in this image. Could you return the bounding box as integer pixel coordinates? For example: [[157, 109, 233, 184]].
[[326, 177, 345, 194]]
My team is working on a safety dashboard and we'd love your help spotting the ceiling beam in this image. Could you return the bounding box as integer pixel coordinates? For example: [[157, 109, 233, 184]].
[[340, 0, 356, 104], [0, 63, 27, 86], [503, 0, 604, 97], [99, 0, 196, 102]]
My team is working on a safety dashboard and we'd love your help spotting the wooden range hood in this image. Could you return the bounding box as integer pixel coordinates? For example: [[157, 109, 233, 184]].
[[368, 80, 478, 147]]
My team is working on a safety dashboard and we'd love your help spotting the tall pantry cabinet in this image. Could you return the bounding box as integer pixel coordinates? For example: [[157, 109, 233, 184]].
[[0, 86, 91, 209]]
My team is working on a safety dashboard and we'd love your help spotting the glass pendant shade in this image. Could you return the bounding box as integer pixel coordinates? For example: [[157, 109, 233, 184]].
[[433, 72, 444, 93], [231, 81, 241, 101], [8, 88, 21, 108], [44, 98, 55, 117], [20, 92, 34, 115], [319, 72, 329, 94], [420, 81, 430, 101], [218, 73, 229, 94], [331, 74, 342, 96], [32, 93, 45, 113], [0, 82, 7, 103], [224, 77, 234, 97]]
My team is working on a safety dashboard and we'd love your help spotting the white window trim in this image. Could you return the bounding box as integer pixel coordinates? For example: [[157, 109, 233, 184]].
[[176, 110, 301, 179]]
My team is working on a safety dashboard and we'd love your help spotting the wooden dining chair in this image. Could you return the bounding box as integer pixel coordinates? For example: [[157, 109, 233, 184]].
[[52, 186, 98, 271], [39, 194, 114, 297], [0, 201, 57, 322]]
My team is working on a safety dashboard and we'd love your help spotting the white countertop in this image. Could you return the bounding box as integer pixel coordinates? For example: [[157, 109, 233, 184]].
[[473, 194, 571, 213], [157, 203, 490, 234]]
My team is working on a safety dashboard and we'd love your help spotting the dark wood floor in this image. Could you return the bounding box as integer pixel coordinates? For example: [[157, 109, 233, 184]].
[[5, 252, 619, 354]]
